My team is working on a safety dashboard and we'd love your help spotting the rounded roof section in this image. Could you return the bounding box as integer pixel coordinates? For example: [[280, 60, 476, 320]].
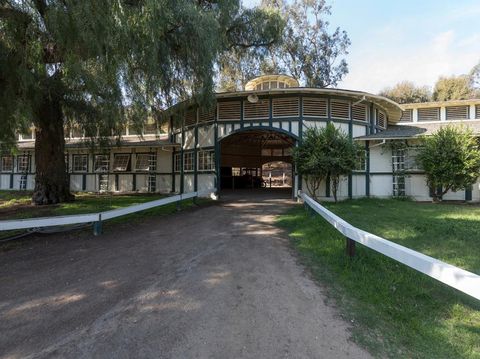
[[245, 75, 299, 91], [216, 87, 403, 123]]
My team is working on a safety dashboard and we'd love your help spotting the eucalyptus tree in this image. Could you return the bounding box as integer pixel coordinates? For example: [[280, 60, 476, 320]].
[[217, 0, 350, 91], [0, 0, 283, 204], [379, 81, 432, 104]]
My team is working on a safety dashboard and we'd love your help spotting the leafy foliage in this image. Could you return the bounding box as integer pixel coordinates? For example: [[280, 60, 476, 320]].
[[217, 0, 350, 91], [379, 81, 432, 104], [294, 123, 362, 202], [417, 126, 480, 201], [433, 75, 478, 102], [0, 0, 283, 203]]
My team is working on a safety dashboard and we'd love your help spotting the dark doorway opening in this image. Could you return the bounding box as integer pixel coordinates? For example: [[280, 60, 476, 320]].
[[219, 129, 296, 196]]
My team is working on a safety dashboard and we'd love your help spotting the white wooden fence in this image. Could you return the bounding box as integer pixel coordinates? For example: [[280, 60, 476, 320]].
[[0, 189, 216, 235], [300, 192, 480, 301]]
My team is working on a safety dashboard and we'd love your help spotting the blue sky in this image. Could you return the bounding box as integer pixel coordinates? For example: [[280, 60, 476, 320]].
[[243, 0, 480, 93]]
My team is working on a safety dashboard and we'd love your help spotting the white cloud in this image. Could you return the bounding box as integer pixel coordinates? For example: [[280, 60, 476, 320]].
[[338, 29, 480, 93]]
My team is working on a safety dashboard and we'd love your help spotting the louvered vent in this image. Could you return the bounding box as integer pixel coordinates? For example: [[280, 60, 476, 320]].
[[446, 106, 469, 120], [476, 105, 480, 119], [400, 109, 413, 122], [418, 107, 440, 121], [218, 101, 241, 121], [352, 104, 367, 121], [272, 97, 299, 118], [244, 99, 269, 120], [302, 98, 327, 117], [184, 110, 197, 126], [331, 101, 350, 119], [199, 107, 215, 123], [377, 111, 386, 128]]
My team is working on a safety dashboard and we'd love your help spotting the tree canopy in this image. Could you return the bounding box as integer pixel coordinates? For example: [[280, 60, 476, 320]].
[[432, 75, 478, 102], [217, 0, 350, 91], [294, 123, 361, 202], [379, 81, 432, 104], [0, 0, 283, 204], [416, 126, 480, 202]]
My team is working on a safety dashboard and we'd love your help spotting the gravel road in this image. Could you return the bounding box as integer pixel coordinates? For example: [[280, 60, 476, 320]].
[[0, 190, 370, 359]]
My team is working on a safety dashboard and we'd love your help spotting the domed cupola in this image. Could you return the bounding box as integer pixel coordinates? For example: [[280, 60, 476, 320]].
[[245, 75, 299, 91]]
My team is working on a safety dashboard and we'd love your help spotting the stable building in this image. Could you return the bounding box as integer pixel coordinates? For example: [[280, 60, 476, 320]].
[[2, 75, 480, 202]]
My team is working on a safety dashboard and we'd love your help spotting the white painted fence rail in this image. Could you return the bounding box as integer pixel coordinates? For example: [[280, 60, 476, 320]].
[[300, 192, 480, 301], [0, 189, 216, 233]]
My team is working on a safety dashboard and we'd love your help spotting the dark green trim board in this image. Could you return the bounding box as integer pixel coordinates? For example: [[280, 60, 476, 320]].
[[365, 141, 370, 196], [180, 122, 185, 194], [348, 174, 353, 199], [214, 113, 220, 191], [465, 186, 472, 201], [132, 174, 136, 191], [298, 96, 303, 191], [194, 120, 199, 192], [115, 174, 119, 191], [9, 174, 13, 189], [348, 101, 353, 199], [369, 104, 375, 134], [82, 174, 86, 191], [326, 175, 331, 197], [240, 98, 244, 128], [269, 97, 273, 127]]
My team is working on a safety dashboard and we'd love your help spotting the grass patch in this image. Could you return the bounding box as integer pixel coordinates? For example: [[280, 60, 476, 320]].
[[277, 198, 480, 358], [0, 190, 212, 243], [0, 191, 169, 219]]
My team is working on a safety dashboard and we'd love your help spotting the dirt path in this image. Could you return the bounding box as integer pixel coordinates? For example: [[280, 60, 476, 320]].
[[0, 190, 370, 359]]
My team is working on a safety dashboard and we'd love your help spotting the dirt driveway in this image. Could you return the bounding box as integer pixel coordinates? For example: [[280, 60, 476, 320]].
[[0, 189, 370, 359]]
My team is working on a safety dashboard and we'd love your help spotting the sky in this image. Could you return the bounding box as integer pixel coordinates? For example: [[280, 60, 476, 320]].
[[243, 0, 480, 93]]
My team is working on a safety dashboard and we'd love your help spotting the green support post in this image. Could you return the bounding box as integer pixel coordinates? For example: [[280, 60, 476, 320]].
[[93, 214, 103, 236]]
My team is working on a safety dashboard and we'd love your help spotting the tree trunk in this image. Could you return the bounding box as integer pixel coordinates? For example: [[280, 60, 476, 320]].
[[32, 97, 74, 205]]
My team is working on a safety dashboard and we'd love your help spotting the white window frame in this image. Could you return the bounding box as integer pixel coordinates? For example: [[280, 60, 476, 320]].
[[198, 150, 215, 171], [1, 155, 13, 173], [174, 153, 182, 173], [72, 154, 88, 173], [94, 155, 110, 173], [135, 153, 154, 172], [112, 154, 130, 172], [17, 155, 29, 173], [355, 151, 367, 171], [184, 152, 194, 172]]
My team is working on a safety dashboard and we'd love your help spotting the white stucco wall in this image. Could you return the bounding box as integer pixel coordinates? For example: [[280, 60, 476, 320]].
[[370, 174, 392, 197], [369, 146, 391, 173]]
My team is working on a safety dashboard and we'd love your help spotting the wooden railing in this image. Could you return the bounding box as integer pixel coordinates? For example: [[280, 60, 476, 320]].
[[300, 191, 480, 301], [0, 189, 217, 236]]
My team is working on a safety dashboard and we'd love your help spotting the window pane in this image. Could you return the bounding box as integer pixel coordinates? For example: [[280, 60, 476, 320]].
[[1, 156, 13, 172], [184, 152, 194, 171], [72, 155, 88, 172], [135, 154, 154, 171], [113, 154, 130, 171], [17, 156, 29, 172], [174, 153, 182, 172], [95, 155, 110, 172], [198, 151, 214, 171]]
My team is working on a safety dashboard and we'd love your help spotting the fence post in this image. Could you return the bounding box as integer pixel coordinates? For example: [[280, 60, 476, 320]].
[[346, 237, 355, 257], [93, 214, 103, 236]]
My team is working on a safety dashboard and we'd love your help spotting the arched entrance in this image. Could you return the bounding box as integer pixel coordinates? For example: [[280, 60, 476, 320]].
[[218, 128, 297, 198]]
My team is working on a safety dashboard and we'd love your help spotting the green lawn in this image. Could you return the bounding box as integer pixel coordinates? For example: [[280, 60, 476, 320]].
[[0, 190, 210, 242], [277, 198, 480, 359], [0, 191, 171, 219]]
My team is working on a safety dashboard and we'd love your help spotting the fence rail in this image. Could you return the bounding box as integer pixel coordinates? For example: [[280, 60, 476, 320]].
[[0, 189, 216, 235], [300, 192, 480, 301]]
